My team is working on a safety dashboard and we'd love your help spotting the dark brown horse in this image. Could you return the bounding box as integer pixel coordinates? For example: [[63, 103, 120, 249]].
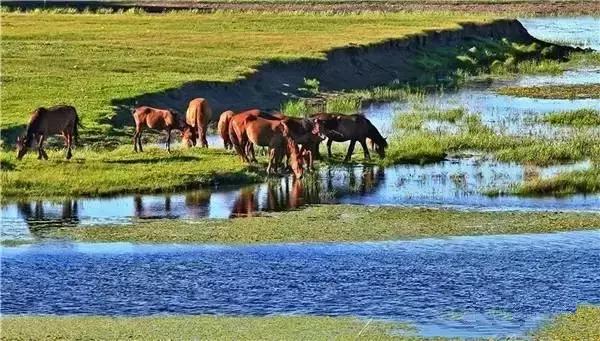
[[245, 116, 304, 179], [312, 113, 387, 162], [16, 105, 81, 160], [132, 106, 188, 153], [185, 98, 212, 148], [281, 117, 322, 170]]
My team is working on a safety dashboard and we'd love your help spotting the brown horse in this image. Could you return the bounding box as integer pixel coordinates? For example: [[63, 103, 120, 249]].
[[132, 106, 188, 153], [281, 117, 322, 170], [217, 110, 235, 150], [16, 105, 81, 160], [228, 109, 282, 162], [185, 98, 212, 148], [244, 116, 304, 179], [312, 113, 387, 162]]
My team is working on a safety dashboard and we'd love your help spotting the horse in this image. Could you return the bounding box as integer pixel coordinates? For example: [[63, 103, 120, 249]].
[[280, 117, 323, 170], [228, 109, 282, 163], [132, 106, 188, 153], [217, 110, 235, 150], [311, 113, 387, 162], [185, 98, 212, 148], [244, 116, 304, 179], [16, 105, 81, 160]]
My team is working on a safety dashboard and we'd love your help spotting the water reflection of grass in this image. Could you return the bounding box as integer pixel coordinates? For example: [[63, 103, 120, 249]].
[[0, 315, 411, 340], [50, 205, 600, 244]]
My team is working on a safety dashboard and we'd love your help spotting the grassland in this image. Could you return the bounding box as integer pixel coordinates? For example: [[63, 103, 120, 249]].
[[0, 147, 259, 199], [1, 10, 493, 140], [50, 205, 600, 243], [0, 315, 412, 340], [496, 84, 600, 99]]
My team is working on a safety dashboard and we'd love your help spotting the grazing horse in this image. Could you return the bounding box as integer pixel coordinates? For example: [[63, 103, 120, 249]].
[[217, 110, 235, 150], [132, 106, 187, 153], [281, 117, 323, 170], [312, 113, 387, 162], [16, 105, 81, 160], [228, 109, 282, 162], [185, 98, 212, 148], [244, 116, 304, 179]]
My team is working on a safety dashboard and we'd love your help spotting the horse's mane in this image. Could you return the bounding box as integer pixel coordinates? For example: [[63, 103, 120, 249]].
[[362, 116, 387, 148], [25, 107, 45, 143]]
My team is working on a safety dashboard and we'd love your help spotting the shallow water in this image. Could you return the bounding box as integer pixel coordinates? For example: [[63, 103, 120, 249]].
[[3, 230, 600, 338], [2, 158, 597, 240], [519, 17, 600, 51]]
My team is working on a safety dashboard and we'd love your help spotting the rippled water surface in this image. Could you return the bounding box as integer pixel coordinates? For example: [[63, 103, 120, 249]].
[[3, 230, 600, 338]]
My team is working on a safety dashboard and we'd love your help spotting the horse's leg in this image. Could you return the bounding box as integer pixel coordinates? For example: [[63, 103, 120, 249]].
[[66, 132, 73, 160], [327, 139, 333, 158], [166, 129, 171, 153], [359, 138, 371, 161], [133, 127, 139, 152], [344, 140, 356, 162], [38, 134, 48, 160], [248, 143, 257, 163], [267, 148, 276, 174], [201, 124, 208, 148]]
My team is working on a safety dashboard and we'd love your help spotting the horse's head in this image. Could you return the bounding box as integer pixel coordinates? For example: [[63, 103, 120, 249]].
[[16, 136, 29, 160], [180, 124, 197, 147], [281, 123, 304, 179], [373, 137, 388, 158]]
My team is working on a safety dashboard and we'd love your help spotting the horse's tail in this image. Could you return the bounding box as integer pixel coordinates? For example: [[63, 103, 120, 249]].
[[73, 112, 82, 145], [228, 119, 246, 160]]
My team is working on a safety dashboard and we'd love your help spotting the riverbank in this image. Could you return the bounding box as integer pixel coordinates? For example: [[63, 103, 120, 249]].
[[48, 205, 600, 244], [2, 305, 598, 340]]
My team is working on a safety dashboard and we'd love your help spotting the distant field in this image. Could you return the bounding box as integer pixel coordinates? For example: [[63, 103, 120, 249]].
[[1, 10, 492, 140]]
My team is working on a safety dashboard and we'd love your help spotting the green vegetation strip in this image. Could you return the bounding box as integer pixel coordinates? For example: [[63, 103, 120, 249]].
[[509, 167, 600, 196], [537, 108, 600, 127], [52, 205, 600, 243], [496, 84, 600, 99], [0, 315, 412, 340], [1, 11, 492, 135], [0, 147, 259, 199], [2, 305, 598, 340]]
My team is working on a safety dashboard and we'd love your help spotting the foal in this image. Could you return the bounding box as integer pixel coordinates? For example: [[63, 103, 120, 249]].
[[132, 106, 187, 152]]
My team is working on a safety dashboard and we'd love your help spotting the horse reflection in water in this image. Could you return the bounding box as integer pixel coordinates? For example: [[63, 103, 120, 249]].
[[16, 200, 80, 238], [229, 165, 384, 217], [133, 192, 212, 219]]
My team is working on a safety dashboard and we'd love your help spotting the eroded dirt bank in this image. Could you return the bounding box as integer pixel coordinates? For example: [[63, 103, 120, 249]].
[[110, 19, 566, 125]]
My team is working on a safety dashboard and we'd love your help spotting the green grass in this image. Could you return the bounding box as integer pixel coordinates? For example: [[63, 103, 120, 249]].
[[497, 84, 600, 99], [1, 10, 493, 140], [533, 306, 600, 340], [50, 205, 600, 243], [0, 315, 413, 340], [537, 108, 600, 127], [386, 109, 600, 167], [509, 166, 600, 196], [0, 146, 260, 200]]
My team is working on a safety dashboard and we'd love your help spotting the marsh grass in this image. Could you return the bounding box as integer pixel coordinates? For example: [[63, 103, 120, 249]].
[[497, 84, 600, 99], [533, 306, 600, 340], [536, 108, 600, 127], [509, 166, 600, 196], [50, 205, 600, 243], [0, 315, 411, 340], [325, 95, 362, 113], [0, 147, 260, 199]]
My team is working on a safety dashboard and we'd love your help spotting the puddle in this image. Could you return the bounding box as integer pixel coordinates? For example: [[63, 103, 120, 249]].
[[2, 230, 600, 338], [2, 158, 597, 241]]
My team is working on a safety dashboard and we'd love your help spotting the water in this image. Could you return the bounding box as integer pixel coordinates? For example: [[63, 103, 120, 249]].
[[3, 230, 600, 338], [2, 158, 596, 241], [519, 17, 600, 50]]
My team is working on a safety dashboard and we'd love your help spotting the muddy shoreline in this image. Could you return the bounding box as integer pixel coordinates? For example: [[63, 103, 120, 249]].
[[110, 19, 563, 126], [4, 0, 600, 15]]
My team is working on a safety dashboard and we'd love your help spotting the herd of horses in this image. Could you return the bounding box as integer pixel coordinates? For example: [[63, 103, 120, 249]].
[[15, 98, 388, 178]]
